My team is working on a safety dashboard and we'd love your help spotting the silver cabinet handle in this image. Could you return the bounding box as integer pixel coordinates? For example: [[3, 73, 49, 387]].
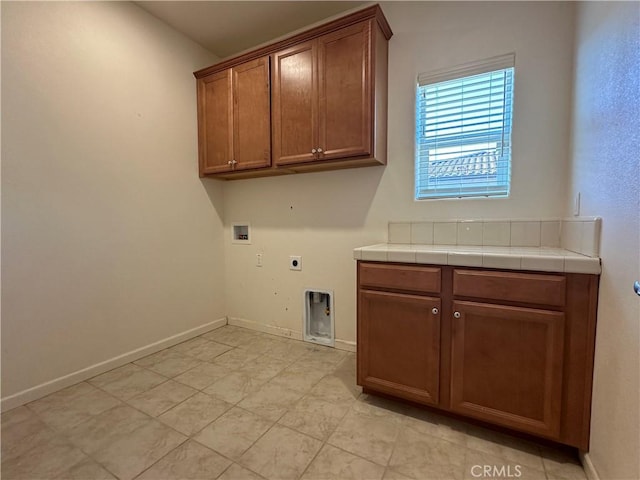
[[311, 148, 317, 154], [635, 281, 640, 296], [432, 307, 439, 315], [317, 148, 323, 153], [453, 311, 461, 319]]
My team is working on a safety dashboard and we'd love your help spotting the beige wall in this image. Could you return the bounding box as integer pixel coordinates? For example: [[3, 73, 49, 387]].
[[3, 2, 637, 474], [223, 1, 576, 345], [567, 2, 639, 478], [1, 1, 224, 399], [3, 5, 637, 474]]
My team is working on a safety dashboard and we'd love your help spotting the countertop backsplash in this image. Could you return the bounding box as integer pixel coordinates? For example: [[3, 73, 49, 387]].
[[387, 218, 601, 258]]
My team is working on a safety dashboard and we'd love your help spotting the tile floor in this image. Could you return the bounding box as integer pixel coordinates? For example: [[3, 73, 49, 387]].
[[1, 325, 587, 480]]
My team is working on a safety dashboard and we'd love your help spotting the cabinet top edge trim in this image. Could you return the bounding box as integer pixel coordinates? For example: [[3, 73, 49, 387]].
[[356, 261, 600, 279], [194, 4, 392, 79]]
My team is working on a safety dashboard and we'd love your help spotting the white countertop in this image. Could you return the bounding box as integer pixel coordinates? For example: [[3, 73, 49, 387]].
[[353, 243, 601, 274]]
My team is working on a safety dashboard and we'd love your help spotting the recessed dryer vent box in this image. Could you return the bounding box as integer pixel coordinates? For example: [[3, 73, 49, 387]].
[[303, 289, 334, 347], [232, 223, 251, 244]]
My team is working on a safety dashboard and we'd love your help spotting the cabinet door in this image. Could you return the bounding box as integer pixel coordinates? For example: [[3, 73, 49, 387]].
[[197, 70, 233, 175], [233, 57, 271, 171], [318, 21, 372, 161], [358, 290, 440, 405], [450, 301, 564, 438], [271, 41, 318, 166]]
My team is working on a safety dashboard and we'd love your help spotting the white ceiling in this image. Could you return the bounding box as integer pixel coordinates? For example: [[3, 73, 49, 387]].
[[135, 1, 366, 59]]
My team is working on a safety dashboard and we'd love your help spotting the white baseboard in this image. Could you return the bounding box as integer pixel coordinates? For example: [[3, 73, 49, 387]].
[[335, 338, 356, 353], [228, 317, 303, 340], [1, 317, 228, 412], [227, 316, 356, 352], [2, 316, 356, 411], [580, 452, 601, 480]]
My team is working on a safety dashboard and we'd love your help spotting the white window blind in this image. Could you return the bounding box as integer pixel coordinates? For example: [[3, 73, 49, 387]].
[[415, 54, 515, 200]]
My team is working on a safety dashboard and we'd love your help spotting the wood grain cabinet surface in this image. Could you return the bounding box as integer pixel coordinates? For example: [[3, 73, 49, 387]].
[[194, 5, 392, 179], [196, 57, 270, 176], [357, 261, 599, 451], [272, 22, 374, 167], [359, 290, 441, 405], [450, 300, 565, 438]]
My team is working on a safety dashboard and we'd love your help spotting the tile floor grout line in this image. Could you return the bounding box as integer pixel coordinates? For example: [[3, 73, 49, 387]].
[[297, 432, 328, 480], [461, 430, 549, 472], [155, 392, 234, 437], [65, 436, 121, 480], [96, 380, 203, 435], [219, 371, 335, 478], [94, 362, 171, 387], [83, 372, 229, 479], [384, 414, 412, 476], [137, 385, 200, 418], [216, 404, 278, 458], [276, 381, 357, 443], [3, 325, 584, 480], [24, 380, 134, 439], [85, 356, 271, 479], [323, 393, 400, 469], [325, 436, 394, 474], [25, 395, 128, 479], [34, 347, 369, 478], [166, 404, 275, 479], [3, 328, 329, 479], [214, 462, 238, 480], [128, 435, 190, 480]]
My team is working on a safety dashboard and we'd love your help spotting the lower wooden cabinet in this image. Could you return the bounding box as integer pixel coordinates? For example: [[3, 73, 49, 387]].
[[357, 261, 599, 451], [358, 290, 440, 405], [450, 301, 565, 438]]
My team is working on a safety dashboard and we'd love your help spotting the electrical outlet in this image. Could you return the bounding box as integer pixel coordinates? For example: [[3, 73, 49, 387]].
[[256, 253, 263, 267], [289, 256, 302, 271]]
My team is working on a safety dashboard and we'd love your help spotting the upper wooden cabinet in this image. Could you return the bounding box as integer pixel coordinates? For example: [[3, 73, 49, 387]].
[[194, 5, 392, 179], [197, 57, 270, 176], [271, 40, 318, 166], [272, 22, 373, 167], [198, 69, 231, 175]]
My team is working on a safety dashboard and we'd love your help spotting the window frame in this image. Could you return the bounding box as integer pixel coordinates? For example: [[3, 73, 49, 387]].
[[415, 54, 515, 201]]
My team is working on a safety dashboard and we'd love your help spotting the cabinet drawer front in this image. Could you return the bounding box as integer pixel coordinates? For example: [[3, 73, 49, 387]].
[[360, 263, 441, 294], [453, 269, 566, 307]]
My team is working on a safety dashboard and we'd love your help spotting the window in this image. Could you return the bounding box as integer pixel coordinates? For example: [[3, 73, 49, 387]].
[[415, 54, 515, 200]]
